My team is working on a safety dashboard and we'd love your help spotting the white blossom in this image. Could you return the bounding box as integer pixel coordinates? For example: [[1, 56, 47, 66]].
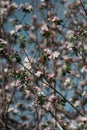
[[51, 16, 59, 22], [24, 57, 32, 70], [44, 48, 52, 58], [9, 2, 18, 9], [24, 56, 35, 70], [64, 77, 71, 86], [15, 24, 23, 32], [40, 24, 49, 35], [35, 71, 42, 77], [74, 100, 81, 107], [4, 68, 8, 73], [19, 3, 32, 12], [44, 48, 51, 54], [52, 51, 60, 59], [10, 30, 16, 35], [1, 1, 9, 6], [65, 41, 73, 51]]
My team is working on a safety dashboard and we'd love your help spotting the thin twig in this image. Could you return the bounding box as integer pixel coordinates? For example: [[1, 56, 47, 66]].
[[80, 0, 87, 16]]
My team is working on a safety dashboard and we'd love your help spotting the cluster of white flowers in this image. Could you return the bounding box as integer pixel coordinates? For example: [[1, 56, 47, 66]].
[[10, 24, 23, 35], [35, 71, 42, 77], [24, 56, 36, 70], [65, 41, 73, 51], [52, 51, 60, 59], [19, 3, 32, 12], [44, 48, 51, 56], [51, 16, 60, 22], [44, 48, 60, 59], [0, 1, 17, 16], [0, 1, 9, 16]]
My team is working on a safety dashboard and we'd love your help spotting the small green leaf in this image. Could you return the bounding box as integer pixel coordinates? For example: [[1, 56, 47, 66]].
[[60, 99, 67, 106], [38, 94, 46, 105]]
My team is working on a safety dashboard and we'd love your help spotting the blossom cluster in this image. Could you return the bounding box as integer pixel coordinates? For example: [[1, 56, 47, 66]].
[[0, 0, 87, 130]]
